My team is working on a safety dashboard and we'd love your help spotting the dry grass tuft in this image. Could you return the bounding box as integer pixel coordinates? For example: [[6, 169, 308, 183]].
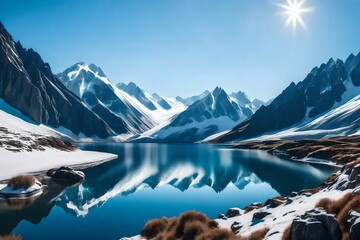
[[316, 193, 360, 239], [337, 195, 360, 233], [0, 235, 22, 240], [141, 217, 169, 239], [175, 211, 208, 237], [141, 211, 269, 240], [239, 227, 270, 240], [196, 228, 236, 240], [281, 225, 291, 240], [7, 175, 36, 190], [315, 192, 353, 215], [248, 227, 270, 240], [183, 220, 208, 239]]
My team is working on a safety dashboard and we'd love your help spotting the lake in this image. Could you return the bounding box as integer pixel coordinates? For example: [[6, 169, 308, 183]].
[[0, 143, 335, 239]]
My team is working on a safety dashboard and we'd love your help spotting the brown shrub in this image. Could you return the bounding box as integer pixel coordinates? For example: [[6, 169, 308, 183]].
[[0, 235, 22, 240], [196, 228, 237, 240], [7, 175, 36, 190], [242, 227, 270, 240], [140, 211, 268, 240], [316, 198, 332, 212], [315, 192, 353, 215], [141, 217, 169, 239], [208, 220, 219, 229], [175, 211, 208, 237], [183, 220, 207, 240], [281, 225, 291, 240], [337, 195, 360, 233]]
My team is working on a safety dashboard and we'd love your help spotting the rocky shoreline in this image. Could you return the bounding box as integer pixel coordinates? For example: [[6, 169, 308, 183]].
[[233, 135, 360, 167], [212, 136, 360, 239]]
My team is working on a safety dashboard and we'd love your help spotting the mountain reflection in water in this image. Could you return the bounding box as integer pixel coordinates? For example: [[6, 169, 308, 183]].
[[0, 143, 335, 239]]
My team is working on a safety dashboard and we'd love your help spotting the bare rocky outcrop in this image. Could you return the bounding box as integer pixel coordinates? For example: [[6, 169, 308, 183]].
[[290, 208, 341, 240]]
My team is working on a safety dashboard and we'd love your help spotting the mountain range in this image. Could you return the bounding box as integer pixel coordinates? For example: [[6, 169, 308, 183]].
[[1, 20, 360, 143], [216, 53, 360, 142]]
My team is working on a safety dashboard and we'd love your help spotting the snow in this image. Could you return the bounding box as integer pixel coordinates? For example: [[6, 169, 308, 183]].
[[0, 98, 117, 181], [147, 116, 244, 141], [247, 81, 360, 142], [200, 129, 232, 142], [0, 148, 117, 181]]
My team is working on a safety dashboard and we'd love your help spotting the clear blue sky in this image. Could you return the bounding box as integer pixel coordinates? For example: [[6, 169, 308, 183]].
[[1, 0, 360, 101]]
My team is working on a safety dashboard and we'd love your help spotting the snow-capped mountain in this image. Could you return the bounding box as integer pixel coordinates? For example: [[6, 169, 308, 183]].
[[116, 82, 182, 112], [176, 91, 210, 106], [229, 91, 265, 114], [116, 82, 157, 110], [135, 87, 261, 142], [216, 52, 360, 142], [58, 63, 185, 134], [0, 22, 113, 138]]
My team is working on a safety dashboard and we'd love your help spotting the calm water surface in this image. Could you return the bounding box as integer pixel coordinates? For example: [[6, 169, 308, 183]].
[[0, 143, 335, 239]]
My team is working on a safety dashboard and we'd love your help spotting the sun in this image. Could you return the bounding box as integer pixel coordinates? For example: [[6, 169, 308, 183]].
[[278, 0, 313, 32]]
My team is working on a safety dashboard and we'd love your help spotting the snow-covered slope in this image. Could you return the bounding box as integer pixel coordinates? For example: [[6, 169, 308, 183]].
[[251, 91, 360, 141], [116, 81, 186, 123], [134, 87, 261, 142], [0, 99, 117, 180]]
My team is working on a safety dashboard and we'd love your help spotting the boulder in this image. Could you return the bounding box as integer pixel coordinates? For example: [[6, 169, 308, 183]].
[[292, 218, 329, 240], [291, 208, 341, 240], [253, 211, 271, 220], [231, 221, 242, 234], [225, 208, 242, 218], [350, 218, 360, 240], [47, 166, 85, 183], [349, 164, 360, 188], [347, 210, 360, 240], [346, 210, 360, 231]]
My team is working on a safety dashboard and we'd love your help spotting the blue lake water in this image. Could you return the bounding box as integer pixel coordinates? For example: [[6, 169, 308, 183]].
[[1, 143, 335, 239]]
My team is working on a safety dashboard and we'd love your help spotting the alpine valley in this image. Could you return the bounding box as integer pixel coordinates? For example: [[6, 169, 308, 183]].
[[2, 11, 360, 240]]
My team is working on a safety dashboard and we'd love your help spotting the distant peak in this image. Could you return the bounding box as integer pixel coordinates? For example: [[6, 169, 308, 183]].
[[327, 58, 335, 67], [212, 86, 223, 94], [128, 81, 138, 88], [76, 61, 86, 66]]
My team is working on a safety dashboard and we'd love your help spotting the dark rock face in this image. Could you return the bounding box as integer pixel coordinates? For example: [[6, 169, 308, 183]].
[[351, 63, 360, 86], [349, 219, 360, 240], [0, 22, 113, 138], [47, 166, 85, 183], [216, 54, 360, 142], [291, 208, 341, 240]]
